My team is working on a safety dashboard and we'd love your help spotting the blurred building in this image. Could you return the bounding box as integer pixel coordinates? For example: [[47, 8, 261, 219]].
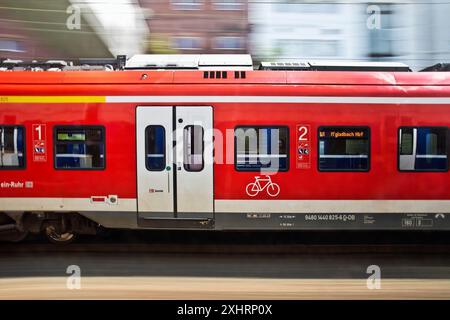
[[0, 0, 149, 60], [250, 2, 362, 61], [367, 1, 450, 70], [250, 0, 450, 71], [1, 0, 449, 70], [139, 0, 249, 54], [0, 19, 50, 60], [72, 0, 150, 57]]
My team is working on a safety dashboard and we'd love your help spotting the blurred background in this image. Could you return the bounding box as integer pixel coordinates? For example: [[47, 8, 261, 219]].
[[0, 0, 449, 71]]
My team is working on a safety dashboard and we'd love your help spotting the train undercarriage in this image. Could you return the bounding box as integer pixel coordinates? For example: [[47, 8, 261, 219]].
[[0, 212, 97, 244]]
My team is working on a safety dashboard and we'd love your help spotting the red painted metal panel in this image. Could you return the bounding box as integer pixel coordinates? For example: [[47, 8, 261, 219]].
[[1, 70, 449, 85], [0, 70, 450, 205], [213, 103, 450, 200], [0, 103, 136, 198]]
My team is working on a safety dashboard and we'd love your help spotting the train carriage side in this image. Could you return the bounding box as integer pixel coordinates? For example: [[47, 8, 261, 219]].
[[1, 67, 450, 243], [212, 85, 450, 231]]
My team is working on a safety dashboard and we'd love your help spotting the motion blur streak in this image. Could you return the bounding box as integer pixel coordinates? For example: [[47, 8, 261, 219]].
[[0, 1, 449, 70], [1, 278, 450, 299], [1, 245, 450, 299]]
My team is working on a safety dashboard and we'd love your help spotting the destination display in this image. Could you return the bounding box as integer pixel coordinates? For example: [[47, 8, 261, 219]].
[[319, 128, 368, 139]]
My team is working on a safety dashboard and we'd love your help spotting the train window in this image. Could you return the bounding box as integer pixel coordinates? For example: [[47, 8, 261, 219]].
[[398, 127, 448, 171], [399, 128, 414, 155], [145, 126, 166, 171], [54, 126, 105, 169], [318, 127, 370, 171], [234, 126, 289, 171], [0, 126, 25, 169], [184, 125, 204, 172]]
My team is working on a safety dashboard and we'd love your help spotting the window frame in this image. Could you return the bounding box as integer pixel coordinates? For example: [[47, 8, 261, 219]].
[[171, 0, 203, 11], [368, 4, 396, 58], [0, 125, 26, 170], [317, 125, 371, 172], [145, 125, 166, 172], [212, 36, 245, 50], [397, 126, 449, 173], [0, 38, 25, 53], [183, 124, 205, 172], [172, 36, 203, 50], [212, 0, 245, 11], [234, 125, 290, 172], [53, 125, 106, 171], [399, 127, 414, 156]]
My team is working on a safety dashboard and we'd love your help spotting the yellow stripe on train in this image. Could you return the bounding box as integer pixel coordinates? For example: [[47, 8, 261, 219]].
[[0, 96, 106, 103]]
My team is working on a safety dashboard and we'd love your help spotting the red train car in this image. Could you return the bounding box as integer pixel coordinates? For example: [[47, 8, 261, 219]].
[[1, 55, 450, 243]]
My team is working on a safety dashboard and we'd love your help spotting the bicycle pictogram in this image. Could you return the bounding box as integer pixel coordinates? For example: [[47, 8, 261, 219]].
[[245, 175, 280, 197]]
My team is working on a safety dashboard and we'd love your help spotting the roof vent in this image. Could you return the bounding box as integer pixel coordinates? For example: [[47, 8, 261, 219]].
[[259, 61, 310, 70], [125, 54, 253, 70], [259, 60, 411, 72]]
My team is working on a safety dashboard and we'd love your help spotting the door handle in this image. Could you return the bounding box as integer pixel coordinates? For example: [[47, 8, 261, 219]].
[[167, 170, 171, 193]]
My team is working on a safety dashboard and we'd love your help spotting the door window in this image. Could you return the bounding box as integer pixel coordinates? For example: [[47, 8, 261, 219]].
[[183, 125, 204, 172], [145, 125, 166, 171]]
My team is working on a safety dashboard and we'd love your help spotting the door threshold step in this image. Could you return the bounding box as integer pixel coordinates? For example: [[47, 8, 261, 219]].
[[138, 217, 214, 229]]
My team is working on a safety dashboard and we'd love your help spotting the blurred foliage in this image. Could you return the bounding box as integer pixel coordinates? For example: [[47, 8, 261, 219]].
[[146, 34, 178, 54]]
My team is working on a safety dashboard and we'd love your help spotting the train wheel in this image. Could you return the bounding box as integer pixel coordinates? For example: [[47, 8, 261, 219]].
[[44, 225, 77, 244], [0, 214, 28, 242]]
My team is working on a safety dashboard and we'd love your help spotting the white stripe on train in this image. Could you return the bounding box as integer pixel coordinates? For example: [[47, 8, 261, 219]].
[[1, 198, 450, 214], [0, 198, 136, 212], [215, 200, 450, 213], [106, 96, 450, 104]]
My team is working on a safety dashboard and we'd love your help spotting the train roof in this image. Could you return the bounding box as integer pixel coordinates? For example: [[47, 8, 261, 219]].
[[0, 54, 449, 86]]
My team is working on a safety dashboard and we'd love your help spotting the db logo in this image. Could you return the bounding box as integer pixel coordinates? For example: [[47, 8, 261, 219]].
[[246, 175, 280, 197]]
